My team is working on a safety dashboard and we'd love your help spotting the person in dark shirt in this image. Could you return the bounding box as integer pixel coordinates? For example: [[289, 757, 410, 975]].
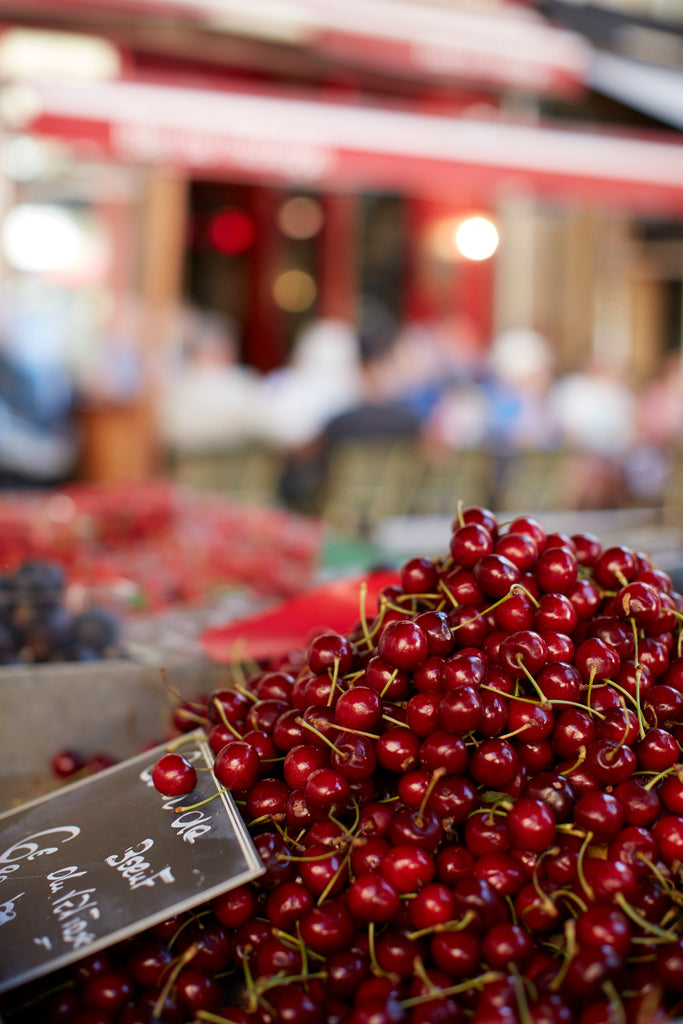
[[277, 300, 422, 513]]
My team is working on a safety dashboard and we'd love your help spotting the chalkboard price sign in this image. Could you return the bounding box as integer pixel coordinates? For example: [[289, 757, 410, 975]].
[[0, 730, 264, 996]]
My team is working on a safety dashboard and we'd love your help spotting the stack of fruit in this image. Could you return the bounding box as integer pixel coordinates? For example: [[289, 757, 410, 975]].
[[9, 506, 683, 1023], [0, 559, 122, 664], [0, 484, 322, 610]]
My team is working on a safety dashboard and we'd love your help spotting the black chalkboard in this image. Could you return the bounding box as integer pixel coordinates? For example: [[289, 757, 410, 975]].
[[0, 730, 263, 996]]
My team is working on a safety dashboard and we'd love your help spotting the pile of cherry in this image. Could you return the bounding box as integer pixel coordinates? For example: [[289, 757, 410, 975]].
[[15, 507, 683, 1023]]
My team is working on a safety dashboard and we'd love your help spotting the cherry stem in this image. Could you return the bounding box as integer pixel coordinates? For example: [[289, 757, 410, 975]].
[[234, 684, 258, 704], [326, 657, 343, 706], [515, 654, 548, 702], [367, 920, 390, 978], [416, 767, 446, 827], [643, 765, 679, 791], [174, 787, 229, 813], [400, 969, 503, 1008], [407, 909, 476, 941], [294, 716, 344, 757], [380, 668, 400, 699], [326, 720, 382, 741], [575, 829, 594, 901], [548, 919, 576, 993], [381, 713, 411, 729], [604, 676, 647, 739], [154, 942, 201, 1018], [510, 964, 533, 1024], [558, 746, 587, 778], [601, 982, 627, 1024], [615, 891, 679, 941]]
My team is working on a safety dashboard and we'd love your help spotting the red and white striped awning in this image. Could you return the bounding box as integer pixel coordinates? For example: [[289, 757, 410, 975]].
[[6, 75, 683, 214], [0, 0, 592, 96]]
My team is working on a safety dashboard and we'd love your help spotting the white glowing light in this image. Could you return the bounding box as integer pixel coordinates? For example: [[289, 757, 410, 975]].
[[2, 203, 86, 272], [455, 216, 499, 261]]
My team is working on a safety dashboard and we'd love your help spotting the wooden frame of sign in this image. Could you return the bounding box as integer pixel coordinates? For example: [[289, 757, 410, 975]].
[[0, 729, 263, 999]]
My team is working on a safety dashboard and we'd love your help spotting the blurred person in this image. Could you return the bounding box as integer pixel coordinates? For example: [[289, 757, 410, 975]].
[[156, 306, 262, 453], [255, 317, 362, 449], [625, 352, 683, 504], [384, 312, 487, 422], [485, 326, 561, 450], [0, 275, 77, 486], [550, 354, 636, 508], [277, 300, 422, 511]]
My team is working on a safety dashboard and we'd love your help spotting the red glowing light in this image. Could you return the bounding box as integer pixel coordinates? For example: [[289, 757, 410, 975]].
[[207, 208, 255, 254]]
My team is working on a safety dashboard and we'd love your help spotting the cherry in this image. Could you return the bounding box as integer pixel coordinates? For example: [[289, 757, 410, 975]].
[[562, 945, 623, 1002], [442, 649, 487, 690], [419, 730, 468, 775], [566, 578, 602, 621], [431, 929, 481, 978], [534, 592, 578, 634], [245, 776, 290, 821], [412, 654, 446, 692], [608, 825, 658, 878], [414, 609, 455, 656], [51, 748, 86, 778], [652, 814, 683, 865], [593, 545, 638, 589], [573, 789, 624, 841], [495, 589, 536, 631], [347, 873, 401, 924], [365, 654, 411, 700], [450, 522, 494, 567], [613, 776, 661, 826], [389, 805, 444, 850], [439, 685, 482, 733], [574, 637, 621, 684], [551, 707, 597, 760], [428, 773, 479, 824], [265, 879, 314, 930], [253, 669, 296, 702], [506, 697, 554, 742], [469, 737, 521, 788], [494, 532, 539, 572], [499, 629, 548, 677], [656, 939, 683, 993], [151, 752, 197, 797], [377, 618, 429, 671], [304, 767, 350, 819], [473, 851, 527, 896], [308, 631, 355, 675], [571, 531, 602, 566], [299, 896, 354, 955], [375, 726, 420, 773], [481, 921, 534, 969], [82, 971, 134, 1015], [213, 739, 260, 791], [299, 842, 348, 898], [381, 843, 435, 893], [401, 554, 439, 594], [506, 796, 556, 852], [406, 691, 441, 736], [634, 726, 679, 772], [127, 936, 174, 987], [474, 554, 522, 599], [535, 546, 578, 593], [536, 661, 582, 703]]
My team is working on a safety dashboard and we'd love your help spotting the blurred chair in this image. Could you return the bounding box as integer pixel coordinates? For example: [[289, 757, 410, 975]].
[[167, 444, 284, 505], [412, 448, 495, 516], [320, 439, 422, 533], [494, 448, 578, 513]]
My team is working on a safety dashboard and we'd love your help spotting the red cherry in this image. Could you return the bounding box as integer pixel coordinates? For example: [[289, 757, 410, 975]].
[[151, 752, 197, 797]]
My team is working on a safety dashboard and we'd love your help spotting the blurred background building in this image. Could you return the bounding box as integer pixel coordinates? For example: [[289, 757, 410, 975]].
[[0, 0, 681, 525]]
